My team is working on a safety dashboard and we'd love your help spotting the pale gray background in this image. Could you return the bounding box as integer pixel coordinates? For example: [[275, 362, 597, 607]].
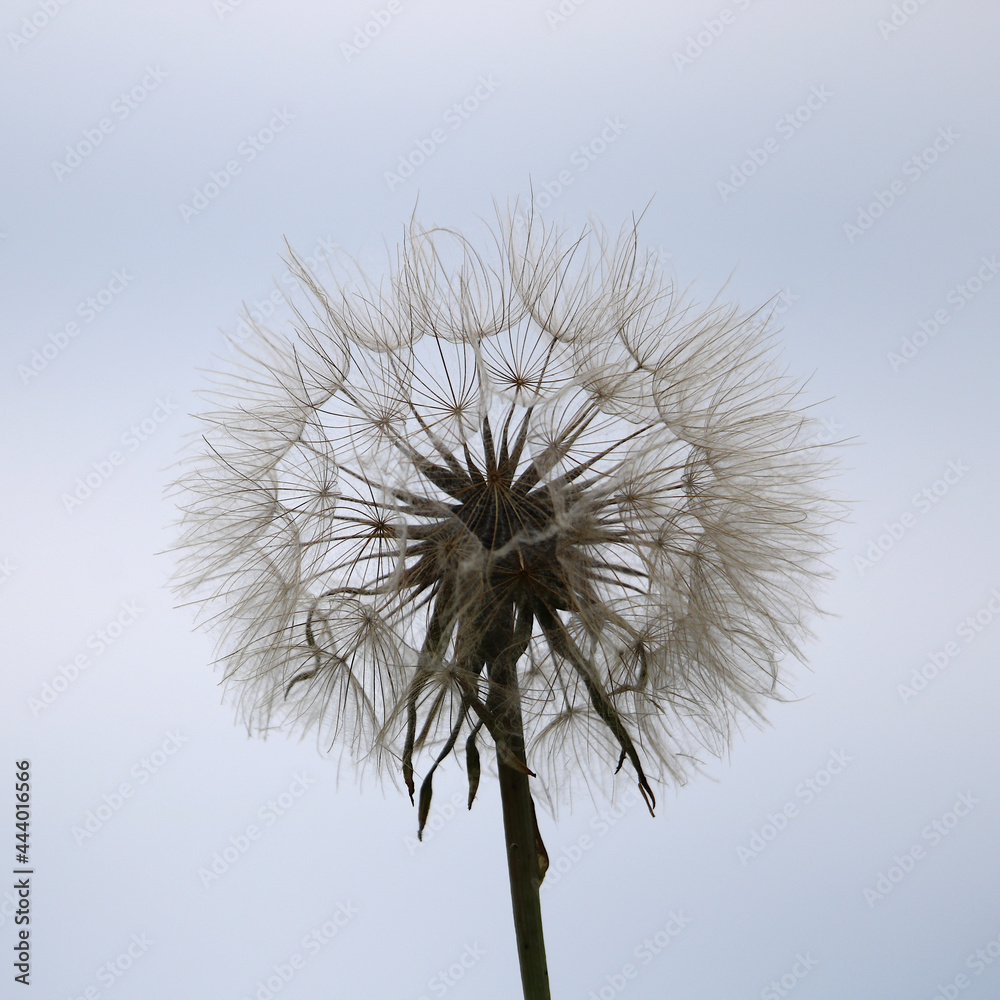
[[3, 1, 999, 998]]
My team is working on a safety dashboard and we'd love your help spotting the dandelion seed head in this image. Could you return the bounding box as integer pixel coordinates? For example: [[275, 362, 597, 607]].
[[171, 206, 838, 814]]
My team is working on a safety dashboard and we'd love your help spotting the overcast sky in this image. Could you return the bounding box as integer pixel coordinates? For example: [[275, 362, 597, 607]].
[[3, 2, 1000, 998]]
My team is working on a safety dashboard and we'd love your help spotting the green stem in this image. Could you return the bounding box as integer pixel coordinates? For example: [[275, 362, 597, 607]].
[[485, 603, 550, 1000], [498, 728, 551, 1000]]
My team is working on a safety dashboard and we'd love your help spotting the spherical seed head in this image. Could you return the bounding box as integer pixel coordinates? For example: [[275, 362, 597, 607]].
[[171, 205, 838, 813]]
